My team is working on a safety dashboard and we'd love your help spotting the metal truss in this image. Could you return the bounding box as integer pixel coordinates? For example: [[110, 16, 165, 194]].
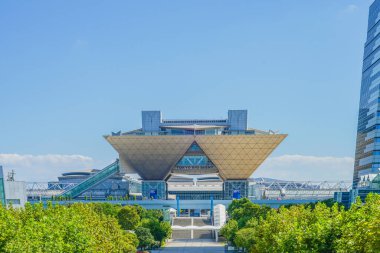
[[26, 182, 77, 198], [249, 178, 352, 200], [27, 178, 353, 201]]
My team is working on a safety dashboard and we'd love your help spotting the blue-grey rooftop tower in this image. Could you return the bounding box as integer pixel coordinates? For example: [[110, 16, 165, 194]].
[[354, 0, 380, 187]]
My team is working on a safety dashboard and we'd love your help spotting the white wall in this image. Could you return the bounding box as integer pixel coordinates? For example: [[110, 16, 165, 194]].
[[213, 204, 226, 227], [4, 181, 27, 208]]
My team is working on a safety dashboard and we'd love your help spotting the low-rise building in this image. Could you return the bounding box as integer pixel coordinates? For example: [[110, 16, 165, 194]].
[[0, 166, 27, 207]]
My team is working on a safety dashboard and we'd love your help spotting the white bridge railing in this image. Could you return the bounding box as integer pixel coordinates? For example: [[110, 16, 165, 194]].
[[26, 179, 353, 201], [249, 178, 352, 200]]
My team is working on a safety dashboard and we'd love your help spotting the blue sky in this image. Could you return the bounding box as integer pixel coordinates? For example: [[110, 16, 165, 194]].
[[0, 1, 373, 181]]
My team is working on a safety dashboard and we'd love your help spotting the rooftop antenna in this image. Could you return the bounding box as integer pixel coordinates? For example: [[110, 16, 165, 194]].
[[7, 170, 15, 181]]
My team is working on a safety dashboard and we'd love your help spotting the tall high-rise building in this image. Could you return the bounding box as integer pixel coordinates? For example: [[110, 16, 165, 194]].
[[354, 0, 380, 187]]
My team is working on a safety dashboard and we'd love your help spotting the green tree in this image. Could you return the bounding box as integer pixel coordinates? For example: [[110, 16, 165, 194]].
[[135, 227, 155, 250], [234, 227, 256, 252], [0, 202, 137, 253], [91, 202, 121, 218], [336, 194, 380, 253], [117, 206, 140, 230], [220, 219, 238, 246], [250, 203, 343, 252], [231, 201, 270, 228], [142, 218, 172, 246], [222, 200, 347, 252], [227, 198, 251, 214], [142, 209, 164, 221]]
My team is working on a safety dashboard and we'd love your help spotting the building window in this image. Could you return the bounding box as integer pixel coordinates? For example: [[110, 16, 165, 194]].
[[6, 199, 21, 205]]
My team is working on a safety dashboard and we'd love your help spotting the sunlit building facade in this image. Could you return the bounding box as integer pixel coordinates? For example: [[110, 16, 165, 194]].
[[354, 0, 380, 187], [105, 110, 286, 200]]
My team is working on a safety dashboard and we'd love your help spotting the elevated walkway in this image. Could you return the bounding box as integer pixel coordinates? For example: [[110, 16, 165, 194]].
[[29, 199, 320, 209], [59, 160, 119, 199]]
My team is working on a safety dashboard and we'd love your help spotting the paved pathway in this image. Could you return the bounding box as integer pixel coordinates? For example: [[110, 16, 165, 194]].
[[152, 239, 224, 253]]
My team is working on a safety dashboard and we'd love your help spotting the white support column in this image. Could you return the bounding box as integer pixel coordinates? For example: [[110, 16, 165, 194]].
[[191, 217, 194, 239], [215, 230, 218, 242]]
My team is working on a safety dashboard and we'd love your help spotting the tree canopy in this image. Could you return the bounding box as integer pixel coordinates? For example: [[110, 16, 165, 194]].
[[0, 202, 137, 253], [117, 206, 141, 230], [221, 194, 380, 253], [135, 227, 156, 250], [0, 201, 172, 252]]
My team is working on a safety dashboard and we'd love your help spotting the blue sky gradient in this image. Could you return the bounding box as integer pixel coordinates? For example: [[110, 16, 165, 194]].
[[0, 1, 373, 181]]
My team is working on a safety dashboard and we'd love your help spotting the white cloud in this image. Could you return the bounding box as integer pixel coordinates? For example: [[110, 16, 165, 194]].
[[254, 154, 354, 181], [342, 4, 358, 13], [0, 153, 354, 183], [0, 154, 94, 182]]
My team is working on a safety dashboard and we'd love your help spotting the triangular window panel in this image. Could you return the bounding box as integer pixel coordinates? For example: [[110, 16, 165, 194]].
[[187, 142, 203, 152], [172, 142, 218, 175]]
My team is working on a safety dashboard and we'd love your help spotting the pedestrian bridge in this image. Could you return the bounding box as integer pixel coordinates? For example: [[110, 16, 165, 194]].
[[28, 198, 322, 209]]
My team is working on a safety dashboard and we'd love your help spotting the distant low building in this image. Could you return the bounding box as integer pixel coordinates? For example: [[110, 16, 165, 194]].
[[0, 166, 27, 208], [49, 169, 141, 200], [335, 173, 380, 208]]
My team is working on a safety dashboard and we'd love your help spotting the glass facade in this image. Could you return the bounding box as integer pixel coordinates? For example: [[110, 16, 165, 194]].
[[176, 156, 213, 167], [354, 0, 380, 187], [162, 128, 223, 136], [223, 180, 249, 200], [142, 181, 167, 199], [173, 142, 218, 174], [176, 142, 214, 167]]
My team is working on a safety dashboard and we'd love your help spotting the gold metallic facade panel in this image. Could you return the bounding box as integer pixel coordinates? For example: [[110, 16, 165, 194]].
[[105, 134, 287, 180], [106, 136, 194, 180], [195, 135, 286, 180], [119, 157, 138, 174]]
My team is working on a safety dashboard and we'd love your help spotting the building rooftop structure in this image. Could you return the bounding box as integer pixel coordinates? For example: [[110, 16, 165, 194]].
[[117, 110, 272, 136]]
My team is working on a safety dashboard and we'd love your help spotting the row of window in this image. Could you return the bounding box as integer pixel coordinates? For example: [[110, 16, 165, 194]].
[[6, 199, 20, 205]]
